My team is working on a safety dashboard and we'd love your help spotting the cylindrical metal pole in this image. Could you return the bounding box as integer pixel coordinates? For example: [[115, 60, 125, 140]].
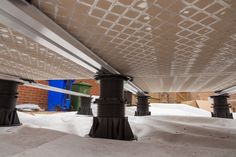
[[211, 95, 233, 119], [135, 95, 151, 116], [77, 96, 93, 115], [97, 74, 126, 117], [0, 79, 21, 126], [89, 74, 134, 140]]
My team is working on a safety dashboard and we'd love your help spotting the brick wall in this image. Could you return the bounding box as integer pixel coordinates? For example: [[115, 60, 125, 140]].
[[75, 79, 100, 96], [17, 78, 236, 110], [17, 80, 48, 109], [16, 79, 99, 110]]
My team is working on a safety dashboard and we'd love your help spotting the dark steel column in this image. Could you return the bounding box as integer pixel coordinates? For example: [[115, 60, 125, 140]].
[[89, 74, 134, 140], [0, 79, 21, 126], [124, 91, 133, 106], [211, 95, 233, 119], [135, 95, 151, 116], [77, 96, 93, 116]]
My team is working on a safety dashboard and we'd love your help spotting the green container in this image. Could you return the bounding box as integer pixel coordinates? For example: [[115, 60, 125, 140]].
[[71, 82, 92, 111]]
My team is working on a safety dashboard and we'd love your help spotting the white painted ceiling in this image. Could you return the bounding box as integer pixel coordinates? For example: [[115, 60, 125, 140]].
[[0, 23, 94, 80], [1, 0, 236, 92]]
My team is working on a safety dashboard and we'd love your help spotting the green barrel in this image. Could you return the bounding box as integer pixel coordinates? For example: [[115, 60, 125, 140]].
[[71, 82, 92, 111]]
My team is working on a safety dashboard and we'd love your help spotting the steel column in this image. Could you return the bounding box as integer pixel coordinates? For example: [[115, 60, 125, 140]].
[[77, 96, 93, 116], [89, 74, 134, 140], [211, 95, 233, 119], [0, 79, 21, 126], [135, 95, 151, 116]]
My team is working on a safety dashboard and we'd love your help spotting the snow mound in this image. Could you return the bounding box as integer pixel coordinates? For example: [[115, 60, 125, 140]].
[[16, 104, 41, 112], [1, 103, 236, 157], [126, 103, 211, 117]]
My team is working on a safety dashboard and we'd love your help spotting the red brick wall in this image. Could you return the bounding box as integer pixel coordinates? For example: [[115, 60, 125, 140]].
[[17, 78, 236, 110], [16, 79, 100, 110], [75, 79, 100, 96], [17, 80, 48, 109]]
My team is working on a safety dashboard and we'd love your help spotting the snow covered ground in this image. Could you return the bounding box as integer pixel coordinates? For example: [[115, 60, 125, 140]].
[[1, 103, 236, 157]]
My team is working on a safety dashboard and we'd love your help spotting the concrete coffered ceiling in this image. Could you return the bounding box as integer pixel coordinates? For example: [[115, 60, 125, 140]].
[[0, 0, 236, 92], [0, 23, 94, 80]]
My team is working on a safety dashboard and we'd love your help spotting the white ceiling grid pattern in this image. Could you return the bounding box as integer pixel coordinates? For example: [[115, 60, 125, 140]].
[[171, 0, 229, 75], [0, 0, 235, 92], [0, 24, 93, 80]]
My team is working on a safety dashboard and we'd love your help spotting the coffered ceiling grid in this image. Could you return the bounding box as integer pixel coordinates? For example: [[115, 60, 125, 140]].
[[171, 0, 228, 75], [4, 0, 235, 92], [0, 23, 93, 80]]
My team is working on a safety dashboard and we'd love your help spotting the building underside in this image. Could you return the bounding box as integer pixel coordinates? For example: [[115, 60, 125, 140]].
[[0, 0, 235, 93]]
